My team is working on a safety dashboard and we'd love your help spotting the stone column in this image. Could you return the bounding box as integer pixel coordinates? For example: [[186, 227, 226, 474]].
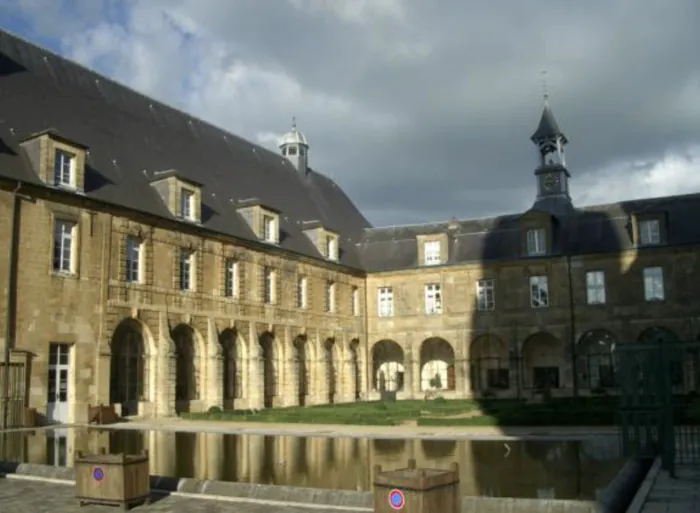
[[206, 319, 223, 409], [246, 324, 263, 410], [156, 312, 175, 417], [280, 327, 297, 407]]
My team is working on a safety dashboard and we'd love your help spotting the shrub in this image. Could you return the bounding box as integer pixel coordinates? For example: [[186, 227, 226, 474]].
[[208, 406, 223, 414]]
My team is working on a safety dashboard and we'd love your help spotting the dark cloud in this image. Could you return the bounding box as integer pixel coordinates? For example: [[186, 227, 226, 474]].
[[3, 0, 700, 226]]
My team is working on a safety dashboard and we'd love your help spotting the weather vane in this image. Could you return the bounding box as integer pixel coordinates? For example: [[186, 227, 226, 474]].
[[540, 70, 549, 102]]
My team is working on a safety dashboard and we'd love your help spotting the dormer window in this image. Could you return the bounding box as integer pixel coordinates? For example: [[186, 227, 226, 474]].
[[326, 235, 338, 261], [639, 219, 660, 246], [423, 241, 441, 265], [526, 228, 546, 256], [54, 149, 75, 188], [263, 214, 277, 243], [181, 189, 195, 221]]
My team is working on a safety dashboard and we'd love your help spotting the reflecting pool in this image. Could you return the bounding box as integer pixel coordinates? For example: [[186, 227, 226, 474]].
[[0, 428, 624, 500]]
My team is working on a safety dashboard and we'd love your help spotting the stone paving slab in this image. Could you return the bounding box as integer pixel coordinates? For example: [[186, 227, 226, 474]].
[[640, 465, 700, 512], [0, 477, 368, 513]]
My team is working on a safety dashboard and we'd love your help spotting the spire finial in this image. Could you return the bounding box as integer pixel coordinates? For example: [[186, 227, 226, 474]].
[[540, 70, 549, 105], [292, 116, 297, 130]]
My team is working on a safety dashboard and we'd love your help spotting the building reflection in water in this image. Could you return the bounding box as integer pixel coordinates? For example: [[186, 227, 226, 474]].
[[4, 429, 625, 499]]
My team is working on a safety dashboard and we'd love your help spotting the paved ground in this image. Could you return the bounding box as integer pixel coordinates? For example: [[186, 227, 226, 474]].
[[640, 465, 700, 512], [0, 477, 369, 513]]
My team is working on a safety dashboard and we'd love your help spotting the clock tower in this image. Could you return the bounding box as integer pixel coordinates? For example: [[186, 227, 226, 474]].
[[530, 94, 573, 214]]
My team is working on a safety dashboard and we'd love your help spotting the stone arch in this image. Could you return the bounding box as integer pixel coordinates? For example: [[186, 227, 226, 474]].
[[171, 323, 204, 413], [521, 332, 562, 390], [419, 337, 455, 391], [220, 328, 244, 409], [637, 326, 687, 390], [469, 334, 510, 392], [576, 329, 617, 390], [293, 336, 309, 406], [323, 338, 338, 404], [349, 339, 361, 401], [259, 331, 279, 408], [109, 317, 155, 416], [371, 340, 404, 392]]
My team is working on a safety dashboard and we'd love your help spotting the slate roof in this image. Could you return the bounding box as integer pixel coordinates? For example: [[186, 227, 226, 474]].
[[531, 101, 567, 144], [360, 192, 700, 272], [0, 29, 370, 269]]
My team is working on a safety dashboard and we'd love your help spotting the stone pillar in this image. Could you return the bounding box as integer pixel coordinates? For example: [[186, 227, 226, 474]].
[[280, 327, 297, 407], [246, 324, 263, 410], [306, 335, 322, 406], [206, 319, 223, 409], [156, 312, 175, 417]]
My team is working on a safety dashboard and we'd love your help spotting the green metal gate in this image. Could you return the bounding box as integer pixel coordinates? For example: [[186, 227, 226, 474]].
[[617, 331, 700, 475]]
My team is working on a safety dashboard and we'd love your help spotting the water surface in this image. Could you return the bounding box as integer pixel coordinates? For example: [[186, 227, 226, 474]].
[[0, 428, 624, 500]]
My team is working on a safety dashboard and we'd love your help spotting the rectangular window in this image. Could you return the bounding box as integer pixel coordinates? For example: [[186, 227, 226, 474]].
[[179, 249, 194, 291], [585, 270, 606, 305], [352, 286, 360, 316], [53, 220, 76, 273], [643, 266, 664, 301], [297, 276, 308, 309], [181, 189, 194, 220], [377, 287, 394, 317], [263, 215, 276, 243], [224, 258, 238, 298], [53, 149, 75, 187], [423, 241, 441, 265], [326, 235, 338, 261], [326, 281, 336, 313], [476, 279, 495, 311], [125, 236, 142, 283], [526, 228, 546, 256], [263, 267, 275, 304], [425, 283, 442, 315], [530, 275, 549, 308], [639, 219, 660, 246]]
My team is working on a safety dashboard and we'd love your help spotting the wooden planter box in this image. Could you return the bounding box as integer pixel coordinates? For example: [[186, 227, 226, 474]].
[[87, 404, 120, 425], [75, 448, 150, 510], [373, 459, 460, 513]]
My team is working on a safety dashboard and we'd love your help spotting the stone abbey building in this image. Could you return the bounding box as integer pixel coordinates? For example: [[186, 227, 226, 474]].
[[0, 30, 698, 425]]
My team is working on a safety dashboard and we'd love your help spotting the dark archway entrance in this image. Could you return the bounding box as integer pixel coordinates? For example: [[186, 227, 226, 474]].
[[110, 318, 145, 417], [220, 328, 241, 410], [172, 324, 197, 413], [576, 329, 617, 391], [522, 332, 562, 390], [294, 336, 308, 406], [371, 340, 404, 392], [259, 332, 277, 408], [324, 338, 337, 404], [470, 334, 510, 393]]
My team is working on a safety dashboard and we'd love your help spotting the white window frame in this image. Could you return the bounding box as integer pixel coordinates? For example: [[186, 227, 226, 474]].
[[264, 267, 276, 304], [639, 219, 660, 246], [53, 149, 75, 188], [179, 249, 195, 291], [224, 258, 239, 298], [263, 215, 277, 243], [424, 283, 443, 315], [125, 236, 143, 283], [476, 279, 495, 311], [526, 228, 546, 256], [53, 220, 77, 274], [180, 189, 195, 221], [530, 275, 549, 308], [326, 281, 336, 313], [297, 276, 308, 309], [423, 240, 441, 265], [377, 287, 394, 317], [643, 266, 664, 301], [326, 235, 338, 261], [585, 270, 606, 305], [352, 286, 360, 316]]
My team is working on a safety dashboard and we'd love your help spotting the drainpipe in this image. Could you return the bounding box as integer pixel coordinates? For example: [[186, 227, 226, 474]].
[[566, 253, 578, 398], [2, 181, 22, 429]]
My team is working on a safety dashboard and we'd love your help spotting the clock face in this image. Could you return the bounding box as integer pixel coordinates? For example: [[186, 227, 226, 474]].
[[542, 173, 560, 190]]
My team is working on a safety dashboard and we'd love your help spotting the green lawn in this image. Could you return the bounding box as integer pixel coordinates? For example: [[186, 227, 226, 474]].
[[180, 395, 700, 427]]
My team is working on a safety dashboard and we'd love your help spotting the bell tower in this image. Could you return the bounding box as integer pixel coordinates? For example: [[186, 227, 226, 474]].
[[530, 94, 573, 213], [279, 117, 309, 175]]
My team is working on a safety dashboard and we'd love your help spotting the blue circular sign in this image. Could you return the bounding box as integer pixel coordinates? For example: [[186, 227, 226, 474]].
[[388, 489, 405, 510], [93, 467, 104, 481]]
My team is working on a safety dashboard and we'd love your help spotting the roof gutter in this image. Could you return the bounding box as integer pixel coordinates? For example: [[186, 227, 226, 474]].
[[2, 181, 22, 429]]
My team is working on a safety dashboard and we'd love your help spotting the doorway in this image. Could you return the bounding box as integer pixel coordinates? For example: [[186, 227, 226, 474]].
[[47, 343, 71, 424]]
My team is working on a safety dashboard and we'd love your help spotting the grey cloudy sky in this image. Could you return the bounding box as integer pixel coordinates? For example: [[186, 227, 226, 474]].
[[3, 0, 700, 226]]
